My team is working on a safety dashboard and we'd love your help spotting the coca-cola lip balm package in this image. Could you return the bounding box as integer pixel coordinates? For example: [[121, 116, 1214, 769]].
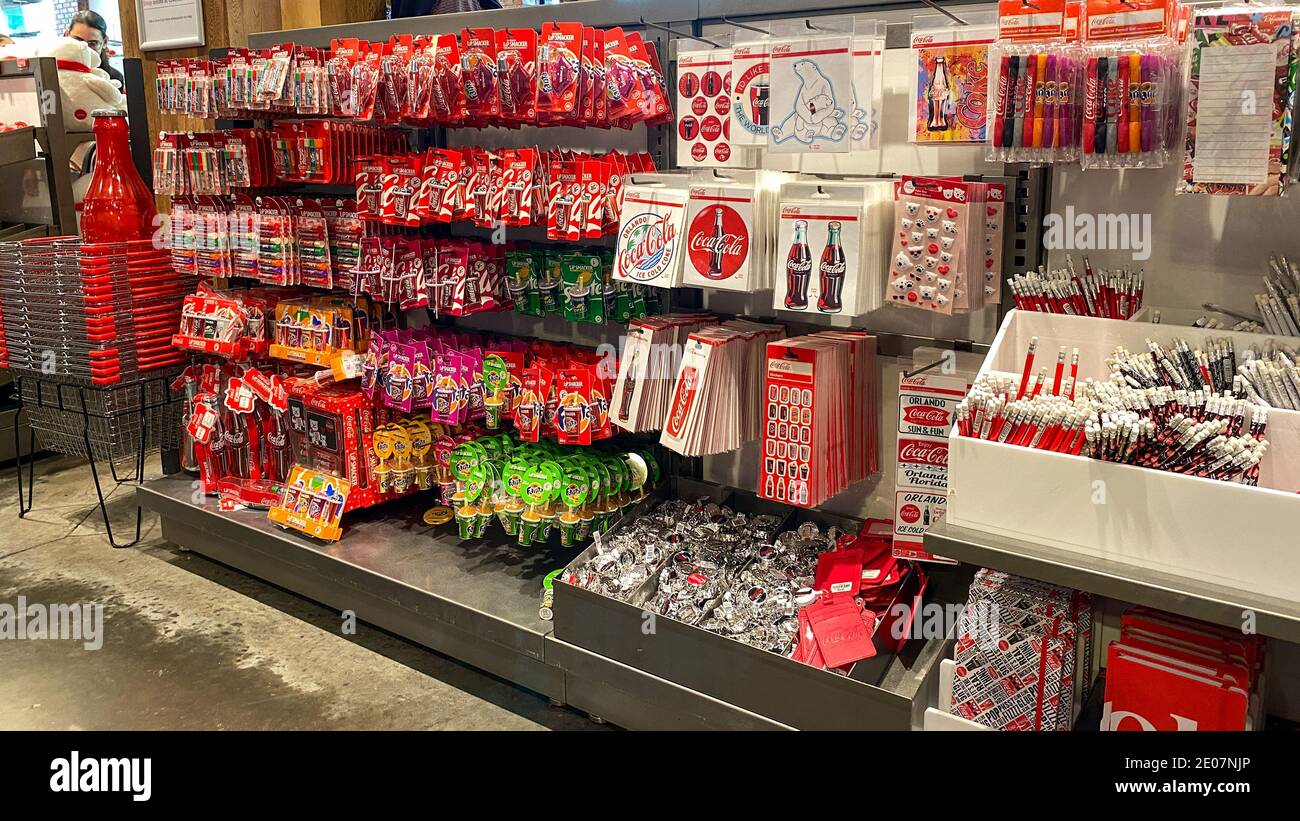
[[461, 27, 500, 120], [538, 22, 583, 120], [682, 184, 755, 292], [496, 28, 538, 122]]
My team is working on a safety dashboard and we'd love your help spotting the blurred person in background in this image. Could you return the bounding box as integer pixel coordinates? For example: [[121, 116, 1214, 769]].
[[66, 10, 124, 90]]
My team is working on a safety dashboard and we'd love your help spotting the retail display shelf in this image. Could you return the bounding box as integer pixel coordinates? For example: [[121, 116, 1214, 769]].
[[139, 476, 570, 700], [140, 476, 942, 729], [0, 127, 36, 168], [924, 520, 1300, 644], [554, 493, 965, 731]]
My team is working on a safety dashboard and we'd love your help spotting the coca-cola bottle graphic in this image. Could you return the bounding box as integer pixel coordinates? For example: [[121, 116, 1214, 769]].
[[784, 220, 812, 310], [706, 207, 726, 279], [268, 410, 292, 482], [750, 82, 770, 126], [817, 221, 847, 314], [926, 56, 953, 132], [554, 196, 571, 234], [617, 355, 638, 422]]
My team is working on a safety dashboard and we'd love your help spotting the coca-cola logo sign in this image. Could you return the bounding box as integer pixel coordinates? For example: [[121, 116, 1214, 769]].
[[618, 210, 680, 283], [902, 405, 951, 427], [898, 438, 948, 467], [687, 203, 749, 281]]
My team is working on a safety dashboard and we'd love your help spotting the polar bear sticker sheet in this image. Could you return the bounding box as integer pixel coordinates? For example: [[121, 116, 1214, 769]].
[[767, 35, 853, 154]]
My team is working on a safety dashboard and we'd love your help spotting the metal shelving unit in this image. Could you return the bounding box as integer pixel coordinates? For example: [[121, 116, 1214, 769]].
[[924, 521, 1300, 644], [130, 0, 1089, 730], [140, 475, 941, 730]]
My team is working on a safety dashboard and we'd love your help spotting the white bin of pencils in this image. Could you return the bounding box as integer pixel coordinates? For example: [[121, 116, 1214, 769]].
[[947, 310, 1300, 602]]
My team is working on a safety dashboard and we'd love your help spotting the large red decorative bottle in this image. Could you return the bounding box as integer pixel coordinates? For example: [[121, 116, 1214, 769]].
[[79, 109, 157, 242]]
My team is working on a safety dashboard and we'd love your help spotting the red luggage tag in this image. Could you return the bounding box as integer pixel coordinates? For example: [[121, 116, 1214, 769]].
[[803, 595, 877, 669], [791, 608, 826, 668], [815, 547, 864, 597]]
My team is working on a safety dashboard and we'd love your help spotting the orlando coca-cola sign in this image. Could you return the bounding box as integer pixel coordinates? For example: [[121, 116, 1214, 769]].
[[617, 211, 679, 283], [901, 405, 951, 427], [898, 438, 948, 467]]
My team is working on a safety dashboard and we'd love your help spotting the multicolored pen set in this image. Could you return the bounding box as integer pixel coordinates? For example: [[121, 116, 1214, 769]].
[[1081, 49, 1167, 167], [989, 49, 1081, 162]]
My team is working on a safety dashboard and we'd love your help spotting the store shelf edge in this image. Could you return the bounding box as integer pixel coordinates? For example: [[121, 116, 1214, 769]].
[[136, 478, 565, 699], [248, 0, 701, 50], [924, 520, 1300, 643]]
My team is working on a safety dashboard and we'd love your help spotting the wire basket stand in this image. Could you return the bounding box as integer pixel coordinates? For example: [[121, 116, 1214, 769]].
[[12, 370, 183, 548]]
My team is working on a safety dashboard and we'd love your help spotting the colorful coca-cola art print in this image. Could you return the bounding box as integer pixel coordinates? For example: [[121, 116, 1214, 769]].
[[910, 24, 996, 143]]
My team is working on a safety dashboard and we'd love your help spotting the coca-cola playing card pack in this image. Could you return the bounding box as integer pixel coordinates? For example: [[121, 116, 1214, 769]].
[[772, 180, 891, 316], [659, 320, 785, 457], [759, 331, 878, 508], [611, 313, 715, 434]]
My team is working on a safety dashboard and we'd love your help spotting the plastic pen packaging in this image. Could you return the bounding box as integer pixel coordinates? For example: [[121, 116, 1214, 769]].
[[1077, 0, 1182, 170], [987, 42, 1083, 164], [1079, 42, 1176, 169]]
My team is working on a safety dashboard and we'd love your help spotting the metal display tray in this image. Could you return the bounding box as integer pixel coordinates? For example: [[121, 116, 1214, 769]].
[[554, 479, 967, 730]]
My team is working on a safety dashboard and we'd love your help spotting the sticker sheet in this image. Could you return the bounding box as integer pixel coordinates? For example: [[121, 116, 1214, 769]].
[[767, 35, 853, 154], [730, 38, 770, 147], [892, 372, 967, 565], [682, 186, 756, 291], [773, 201, 861, 314], [613, 187, 687, 288], [676, 48, 744, 167], [851, 34, 886, 150]]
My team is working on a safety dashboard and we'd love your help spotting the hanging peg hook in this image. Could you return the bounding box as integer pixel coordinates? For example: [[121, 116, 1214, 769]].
[[639, 16, 724, 49], [720, 16, 769, 35], [918, 0, 970, 25]]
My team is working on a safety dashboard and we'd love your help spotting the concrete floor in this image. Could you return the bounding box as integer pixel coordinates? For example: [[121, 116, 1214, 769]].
[[0, 454, 602, 730]]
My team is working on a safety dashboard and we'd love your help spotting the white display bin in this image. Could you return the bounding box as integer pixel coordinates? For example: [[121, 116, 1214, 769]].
[[947, 310, 1300, 603]]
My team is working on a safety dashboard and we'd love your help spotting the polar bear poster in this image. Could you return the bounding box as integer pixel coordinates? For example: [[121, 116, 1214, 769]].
[[767, 37, 853, 153]]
